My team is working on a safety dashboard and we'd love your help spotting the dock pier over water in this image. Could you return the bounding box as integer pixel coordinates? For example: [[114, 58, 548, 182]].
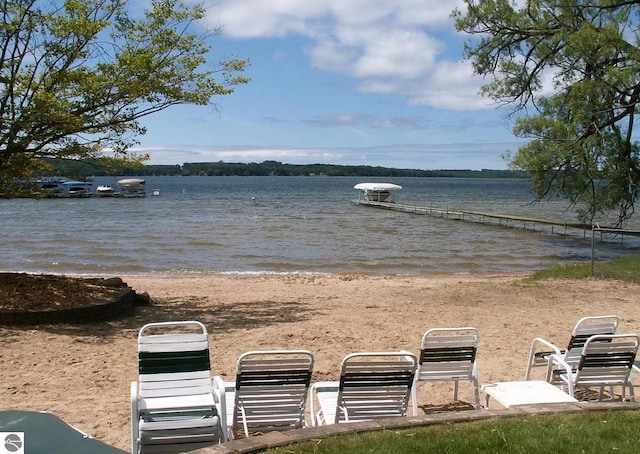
[[352, 198, 616, 240], [354, 197, 640, 275], [355, 197, 640, 275]]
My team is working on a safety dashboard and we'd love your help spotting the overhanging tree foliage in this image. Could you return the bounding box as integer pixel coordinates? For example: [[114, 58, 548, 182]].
[[0, 0, 248, 192], [454, 0, 640, 226]]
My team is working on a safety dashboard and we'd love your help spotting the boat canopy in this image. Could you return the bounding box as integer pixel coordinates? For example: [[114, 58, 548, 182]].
[[117, 178, 145, 185], [61, 180, 91, 187], [354, 183, 402, 191]]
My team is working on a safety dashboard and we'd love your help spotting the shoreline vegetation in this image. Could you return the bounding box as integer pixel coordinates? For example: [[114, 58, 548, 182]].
[[532, 253, 640, 282], [42, 158, 528, 179]]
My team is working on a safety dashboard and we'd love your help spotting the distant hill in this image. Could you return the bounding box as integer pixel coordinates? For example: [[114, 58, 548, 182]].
[[42, 158, 527, 179]]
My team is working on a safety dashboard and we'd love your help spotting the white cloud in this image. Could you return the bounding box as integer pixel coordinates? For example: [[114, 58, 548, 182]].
[[210, 0, 464, 37], [316, 25, 440, 79], [209, 0, 462, 38], [413, 60, 493, 110], [303, 114, 430, 129], [206, 0, 490, 110], [207, 0, 323, 38], [138, 145, 344, 165]]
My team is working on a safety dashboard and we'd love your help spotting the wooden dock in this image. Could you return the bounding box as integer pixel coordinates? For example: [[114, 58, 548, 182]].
[[352, 198, 595, 237]]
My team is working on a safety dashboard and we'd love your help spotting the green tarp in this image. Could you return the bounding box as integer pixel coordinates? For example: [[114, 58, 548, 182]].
[[0, 410, 126, 454]]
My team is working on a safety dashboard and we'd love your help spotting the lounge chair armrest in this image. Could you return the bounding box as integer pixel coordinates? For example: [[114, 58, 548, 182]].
[[309, 382, 319, 426], [212, 375, 228, 442], [131, 381, 139, 454], [531, 337, 562, 354], [525, 337, 562, 380], [546, 353, 575, 396], [546, 353, 570, 371], [131, 381, 139, 408], [338, 405, 349, 422]]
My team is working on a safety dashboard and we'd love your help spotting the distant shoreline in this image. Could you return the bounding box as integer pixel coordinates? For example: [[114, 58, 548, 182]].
[[42, 157, 528, 179]]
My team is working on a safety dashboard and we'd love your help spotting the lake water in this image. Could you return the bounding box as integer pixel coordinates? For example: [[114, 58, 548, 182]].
[[1, 176, 638, 276]]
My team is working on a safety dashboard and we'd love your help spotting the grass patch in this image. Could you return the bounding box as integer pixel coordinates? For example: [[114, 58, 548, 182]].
[[264, 410, 640, 453], [528, 253, 640, 282]]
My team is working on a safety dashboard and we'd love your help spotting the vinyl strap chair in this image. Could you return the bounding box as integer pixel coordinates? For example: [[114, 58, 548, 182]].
[[525, 315, 619, 381], [547, 333, 638, 402], [217, 350, 314, 439], [131, 321, 226, 454], [310, 351, 417, 426], [411, 327, 480, 414]]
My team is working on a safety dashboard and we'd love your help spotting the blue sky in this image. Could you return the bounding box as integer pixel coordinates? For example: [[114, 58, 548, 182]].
[[134, 0, 527, 170]]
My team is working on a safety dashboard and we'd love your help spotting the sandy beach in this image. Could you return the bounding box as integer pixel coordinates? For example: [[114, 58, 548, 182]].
[[1, 273, 639, 451]]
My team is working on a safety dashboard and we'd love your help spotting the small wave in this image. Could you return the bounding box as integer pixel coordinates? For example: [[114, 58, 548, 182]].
[[218, 270, 331, 277], [3, 175, 637, 276]]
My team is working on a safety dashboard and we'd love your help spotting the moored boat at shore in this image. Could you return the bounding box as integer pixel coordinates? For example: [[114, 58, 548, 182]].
[[61, 180, 93, 198], [95, 184, 117, 197], [117, 178, 146, 197]]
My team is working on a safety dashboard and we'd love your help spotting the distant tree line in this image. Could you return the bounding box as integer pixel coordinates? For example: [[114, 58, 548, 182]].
[[42, 158, 528, 179], [179, 161, 527, 178]]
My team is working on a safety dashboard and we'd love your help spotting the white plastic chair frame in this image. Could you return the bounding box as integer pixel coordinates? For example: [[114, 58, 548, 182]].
[[411, 327, 480, 415], [525, 315, 619, 381], [546, 333, 638, 402]]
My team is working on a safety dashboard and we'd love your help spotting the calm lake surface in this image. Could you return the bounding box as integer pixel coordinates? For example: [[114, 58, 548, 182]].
[[1, 176, 638, 276]]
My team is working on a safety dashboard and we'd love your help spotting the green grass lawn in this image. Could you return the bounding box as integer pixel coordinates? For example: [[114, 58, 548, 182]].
[[529, 253, 640, 282], [264, 410, 640, 453]]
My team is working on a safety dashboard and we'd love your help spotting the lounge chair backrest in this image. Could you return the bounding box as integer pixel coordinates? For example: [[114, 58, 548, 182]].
[[411, 327, 480, 413], [562, 315, 619, 365], [568, 315, 619, 349], [335, 351, 417, 424], [574, 334, 639, 386], [137, 321, 212, 400], [232, 350, 314, 436], [417, 327, 478, 380]]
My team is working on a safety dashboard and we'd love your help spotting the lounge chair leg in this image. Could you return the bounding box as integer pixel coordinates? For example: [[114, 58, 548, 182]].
[[240, 402, 250, 438], [411, 383, 419, 416], [473, 379, 480, 408]]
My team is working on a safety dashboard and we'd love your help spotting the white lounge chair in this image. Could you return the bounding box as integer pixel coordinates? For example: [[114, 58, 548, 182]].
[[217, 350, 314, 439], [310, 351, 417, 426], [547, 333, 639, 401], [525, 315, 619, 381], [411, 327, 480, 415], [130, 321, 227, 454]]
